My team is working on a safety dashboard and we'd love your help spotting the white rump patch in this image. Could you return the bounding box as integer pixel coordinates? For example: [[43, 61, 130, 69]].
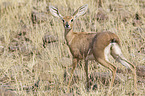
[[104, 43, 112, 62], [111, 43, 131, 68]]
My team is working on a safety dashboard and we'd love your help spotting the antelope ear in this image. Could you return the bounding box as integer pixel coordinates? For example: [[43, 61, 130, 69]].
[[72, 4, 88, 20], [49, 5, 63, 19]]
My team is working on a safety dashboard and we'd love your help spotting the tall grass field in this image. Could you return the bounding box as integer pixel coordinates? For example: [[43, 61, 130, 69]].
[[0, 0, 144, 96]]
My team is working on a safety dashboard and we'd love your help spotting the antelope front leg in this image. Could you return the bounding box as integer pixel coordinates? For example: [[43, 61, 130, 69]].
[[67, 58, 78, 92], [85, 60, 90, 91]]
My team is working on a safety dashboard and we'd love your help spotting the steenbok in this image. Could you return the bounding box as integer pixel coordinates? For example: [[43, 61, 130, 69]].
[[49, 4, 137, 93]]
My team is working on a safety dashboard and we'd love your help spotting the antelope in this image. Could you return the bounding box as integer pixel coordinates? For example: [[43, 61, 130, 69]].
[[49, 4, 137, 93]]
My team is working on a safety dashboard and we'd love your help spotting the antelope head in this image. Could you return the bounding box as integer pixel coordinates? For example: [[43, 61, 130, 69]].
[[49, 4, 88, 31]]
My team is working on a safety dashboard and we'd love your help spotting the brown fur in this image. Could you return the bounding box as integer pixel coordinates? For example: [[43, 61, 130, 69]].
[[92, 32, 120, 59], [65, 30, 120, 59], [49, 5, 137, 94]]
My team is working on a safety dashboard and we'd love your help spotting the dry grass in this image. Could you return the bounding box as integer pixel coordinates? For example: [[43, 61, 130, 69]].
[[0, 0, 144, 96]]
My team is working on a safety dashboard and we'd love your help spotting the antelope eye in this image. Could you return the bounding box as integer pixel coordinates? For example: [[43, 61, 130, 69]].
[[62, 19, 65, 22], [71, 19, 73, 22]]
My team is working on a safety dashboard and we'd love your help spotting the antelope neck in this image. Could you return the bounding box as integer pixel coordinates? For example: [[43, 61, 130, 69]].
[[64, 28, 75, 45]]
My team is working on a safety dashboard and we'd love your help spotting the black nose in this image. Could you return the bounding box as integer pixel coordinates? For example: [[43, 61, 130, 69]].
[[65, 22, 69, 28], [66, 24, 69, 28]]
